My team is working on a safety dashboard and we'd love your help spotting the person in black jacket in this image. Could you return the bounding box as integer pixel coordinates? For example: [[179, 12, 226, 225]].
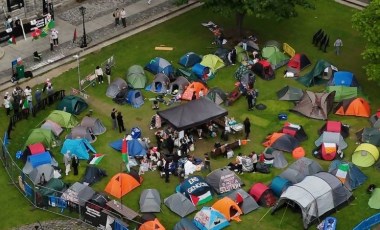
[[243, 117, 251, 140], [116, 111, 126, 133], [71, 155, 79, 175]]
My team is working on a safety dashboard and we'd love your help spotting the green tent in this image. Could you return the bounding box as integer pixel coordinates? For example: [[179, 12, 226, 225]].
[[57, 95, 88, 115], [369, 188, 380, 209], [200, 54, 225, 73], [352, 143, 379, 167], [126, 65, 147, 89], [261, 45, 289, 69], [24, 128, 56, 149], [326, 86, 358, 102], [297, 59, 335, 87], [234, 46, 249, 63], [37, 178, 67, 196], [46, 110, 79, 128]]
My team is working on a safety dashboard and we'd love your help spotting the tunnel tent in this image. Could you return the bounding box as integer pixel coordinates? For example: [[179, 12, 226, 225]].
[[352, 143, 379, 167]]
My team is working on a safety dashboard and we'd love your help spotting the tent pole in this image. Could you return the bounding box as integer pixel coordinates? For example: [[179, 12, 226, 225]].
[[258, 207, 272, 222], [279, 204, 288, 227]]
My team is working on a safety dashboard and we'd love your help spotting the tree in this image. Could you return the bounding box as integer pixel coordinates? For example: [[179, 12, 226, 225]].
[[352, 0, 380, 81], [202, 0, 314, 37]]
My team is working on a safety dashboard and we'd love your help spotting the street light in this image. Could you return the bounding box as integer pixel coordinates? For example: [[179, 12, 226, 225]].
[[79, 6, 87, 48], [73, 54, 81, 91]]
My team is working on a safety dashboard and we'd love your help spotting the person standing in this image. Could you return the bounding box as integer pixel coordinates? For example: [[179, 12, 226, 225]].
[[105, 64, 111, 85], [35, 88, 42, 109], [246, 89, 254, 111], [3, 93, 11, 116], [251, 151, 258, 173], [236, 153, 243, 175], [120, 8, 126, 28], [166, 135, 175, 155], [204, 153, 211, 172], [25, 86, 33, 115], [164, 159, 170, 183], [95, 66, 104, 84], [71, 155, 79, 175], [111, 108, 117, 130], [116, 111, 126, 133], [113, 8, 120, 26], [243, 117, 251, 140], [334, 38, 343, 55], [63, 151, 71, 176], [51, 28, 59, 46]]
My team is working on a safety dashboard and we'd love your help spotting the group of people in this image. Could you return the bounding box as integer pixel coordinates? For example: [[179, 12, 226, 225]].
[[113, 8, 127, 28], [63, 150, 80, 176], [228, 151, 259, 174], [94, 64, 112, 85]]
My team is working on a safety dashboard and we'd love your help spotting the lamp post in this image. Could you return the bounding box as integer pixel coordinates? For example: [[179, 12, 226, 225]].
[[73, 54, 81, 91], [79, 6, 87, 48]]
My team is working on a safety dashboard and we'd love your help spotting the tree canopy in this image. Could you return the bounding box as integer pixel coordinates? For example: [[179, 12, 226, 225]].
[[352, 0, 380, 81]]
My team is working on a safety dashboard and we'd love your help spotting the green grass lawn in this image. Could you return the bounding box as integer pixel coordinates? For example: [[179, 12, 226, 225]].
[[1, 0, 379, 229]]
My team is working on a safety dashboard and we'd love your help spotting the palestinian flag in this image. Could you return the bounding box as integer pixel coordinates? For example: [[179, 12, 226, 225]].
[[190, 191, 213, 206], [121, 138, 130, 172], [7, 36, 16, 44], [89, 154, 104, 165]]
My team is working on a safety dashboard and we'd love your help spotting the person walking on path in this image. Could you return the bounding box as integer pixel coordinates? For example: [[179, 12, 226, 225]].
[[243, 117, 251, 140], [63, 151, 71, 176], [113, 8, 120, 26], [71, 155, 79, 175], [111, 108, 118, 130], [105, 64, 112, 85], [120, 8, 127, 28], [116, 111, 126, 133], [334, 38, 343, 55], [95, 66, 104, 84], [51, 28, 59, 46]]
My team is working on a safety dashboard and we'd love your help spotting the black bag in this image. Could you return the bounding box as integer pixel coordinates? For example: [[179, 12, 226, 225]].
[[113, 13, 115, 17]]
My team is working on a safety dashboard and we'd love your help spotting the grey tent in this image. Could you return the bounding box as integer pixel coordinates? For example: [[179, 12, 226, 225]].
[[61, 182, 96, 206], [297, 59, 337, 87], [126, 65, 147, 89], [279, 157, 323, 184], [28, 163, 55, 184], [80, 116, 106, 135], [206, 167, 243, 194], [370, 112, 380, 128], [264, 148, 288, 169], [276, 85, 304, 101], [157, 97, 228, 130], [139, 189, 161, 213], [226, 189, 259, 214], [41, 120, 63, 137], [207, 87, 227, 105], [290, 91, 335, 120], [149, 73, 170, 94], [106, 78, 128, 98], [357, 127, 380, 146], [169, 76, 190, 95], [315, 131, 348, 150], [66, 126, 96, 143], [164, 193, 196, 217], [272, 172, 352, 229], [174, 218, 199, 230]]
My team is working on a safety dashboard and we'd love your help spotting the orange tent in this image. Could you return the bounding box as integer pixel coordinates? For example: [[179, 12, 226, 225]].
[[212, 197, 243, 222], [181, 82, 208, 100], [139, 218, 166, 230], [104, 173, 142, 198], [335, 97, 371, 117], [292, 147, 305, 159]]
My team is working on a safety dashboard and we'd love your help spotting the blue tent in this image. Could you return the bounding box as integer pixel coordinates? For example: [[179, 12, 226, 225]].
[[126, 90, 144, 108], [130, 127, 141, 139], [328, 160, 367, 190], [329, 71, 359, 87], [192, 63, 210, 77], [193, 207, 229, 230], [270, 176, 291, 197], [179, 176, 213, 206], [28, 152, 52, 168], [174, 218, 199, 230], [60, 139, 96, 160], [109, 139, 147, 157], [145, 57, 174, 76], [179, 52, 202, 68]]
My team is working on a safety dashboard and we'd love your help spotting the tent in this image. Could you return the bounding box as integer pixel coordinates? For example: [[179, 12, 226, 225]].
[[315, 131, 348, 150], [262, 133, 300, 153], [158, 97, 227, 130], [169, 76, 190, 95], [248, 183, 277, 207], [178, 175, 213, 206], [36, 178, 66, 197], [126, 90, 144, 108], [226, 189, 259, 214], [335, 97, 371, 118], [370, 110, 380, 128], [80, 116, 106, 135], [286, 53, 311, 74], [290, 91, 335, 120], [357, 127, 380, 146], [179, 52, 202, 68], [22, 142, 46, 162], [312, 142, 339, 161], [112, 87, 128, 104], [276, 85, 304, 101], [61, 182, 96, 207], [140, 189, 161, 213], [318, 120, 350, 138], [104, 173, 142, 198], [181, 81, 208, 100], [57, 95, 88, 115], [297, 59, 337, 87], [369, 189, 380, 209], [139, 218, 165, 230], [27, 163, 55, 184], [60, 138, 96, 160], [206, 167, 243, 194], [200, 54, 225, 73], [252, 60, 275, 80], [212, 197, 243, 221], [66, 126, 96, 143], [24, 128, 56, 149], [126, 65, 147, 89], [192, 63, 212, 79], [164, 193, 196, 217], [326, 85, 358, 102], [193, 207, 230, 230], [352, 143, 379, 167], [279, 157, 323, 184], [22, 151, 56, 174], [147, 73, 170, 94], [263, 148, 288, 169], [207, 87, 227, 105], [106, 78, 128, 98], [174, 218, 198, 230], [270, 176, 291, 197], [272, 172, 352, 229], [145, 57, 174, 76], [281, 122, 308, 142], [46, 110, 79, 128], [41, 120, 63, 137], [109, 138, 148, 156], [262, 45, 289, 69], [328, 71, 359, 87], [328, 160, 367, 190], [80, 165, 107, 186]]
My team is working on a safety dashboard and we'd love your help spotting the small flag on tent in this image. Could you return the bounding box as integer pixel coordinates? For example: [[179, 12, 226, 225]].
[[73, 28, 77, 43], [89, 154, 104, 165], [121, 138, 130, 172], [7, 36, 16, 44]]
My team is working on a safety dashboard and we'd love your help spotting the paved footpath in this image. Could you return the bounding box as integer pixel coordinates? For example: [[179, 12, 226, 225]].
[[0, 0, 201, 94]]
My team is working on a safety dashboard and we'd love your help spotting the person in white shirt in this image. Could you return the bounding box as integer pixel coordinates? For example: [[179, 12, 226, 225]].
[[51, 29, 59, 46], [236, 153, 243, 174], [250, 151, 258, 173], [95, 66, 104, 84], [120, 8, 126, 27], [3, 93, 11, 116], [334, 38, 343, 55]]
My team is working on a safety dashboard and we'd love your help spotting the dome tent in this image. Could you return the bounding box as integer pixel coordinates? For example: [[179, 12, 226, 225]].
[[80, 116, 106, 135], [126, 65, 147, 89], [57, 95, 88, 115], [106, 78, 128, 98]]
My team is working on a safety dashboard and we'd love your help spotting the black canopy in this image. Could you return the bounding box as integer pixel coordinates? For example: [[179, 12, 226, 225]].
[[157, 97, 228, 130]]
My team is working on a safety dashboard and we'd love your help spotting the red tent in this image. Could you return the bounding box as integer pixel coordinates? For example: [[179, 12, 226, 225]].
[[249, 183, 276, 207], [287, 53, 311, 75], [28, 143, 46, 155]]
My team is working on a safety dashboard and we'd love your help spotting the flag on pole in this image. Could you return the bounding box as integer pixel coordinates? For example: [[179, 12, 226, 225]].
[[73, 28, 77, 43], [89, 154, 104, 165], [121, 138, 130, 172], [7, 36, 16, 44]]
